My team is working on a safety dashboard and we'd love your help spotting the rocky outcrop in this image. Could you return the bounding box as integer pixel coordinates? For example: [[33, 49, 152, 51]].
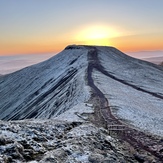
[[0, 120, 162, 162]]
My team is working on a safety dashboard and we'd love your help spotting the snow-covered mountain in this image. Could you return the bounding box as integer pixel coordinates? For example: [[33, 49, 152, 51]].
[[1, 45, 163, 162], [0, 45, 163, 133]]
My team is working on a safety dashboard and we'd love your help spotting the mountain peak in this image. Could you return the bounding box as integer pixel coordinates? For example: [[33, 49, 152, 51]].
[[0, 45, 163, 135], [64, 44, 116, 50], [0, 45, 163, 162]]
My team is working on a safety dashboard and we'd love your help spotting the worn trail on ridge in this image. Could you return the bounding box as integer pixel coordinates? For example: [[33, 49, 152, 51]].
[[86, 47, 163, 161]]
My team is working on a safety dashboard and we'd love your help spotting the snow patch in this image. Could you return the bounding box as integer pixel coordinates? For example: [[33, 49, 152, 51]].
[[93, 70, 163, 136]]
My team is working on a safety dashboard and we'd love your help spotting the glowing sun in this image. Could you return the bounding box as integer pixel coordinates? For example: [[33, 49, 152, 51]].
[[75, 25, 120, 46]]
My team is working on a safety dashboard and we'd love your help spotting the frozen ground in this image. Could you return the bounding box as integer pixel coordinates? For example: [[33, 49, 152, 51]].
[[55, 103, 94, 122], [0, 120, 133, 163], [93, 70, 163, 136], [96, 46, 163, 94]]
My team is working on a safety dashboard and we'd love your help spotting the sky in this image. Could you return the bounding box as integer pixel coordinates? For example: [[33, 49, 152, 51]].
[[0, 0, 163, 56]]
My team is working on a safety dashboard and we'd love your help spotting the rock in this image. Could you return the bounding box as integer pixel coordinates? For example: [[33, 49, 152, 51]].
[[0, 120, 161, 162], [0, 137, 6, 145], [102, 159, 117, 163], [18, 140, 33, 149], [134, 154, 145, 163], [45, 157, 58, 163], [33, 135, 48, 142], [64, 149, 72, 155], [40, 149, 67, 163], [88, 153, 104, 163], [0, 137, 14, 146], [23, 149, 35, 161], [159, 148, 163, 153]]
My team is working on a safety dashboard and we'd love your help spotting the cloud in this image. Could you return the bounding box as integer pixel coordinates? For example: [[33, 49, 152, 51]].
[[0, 53, 54, 74]]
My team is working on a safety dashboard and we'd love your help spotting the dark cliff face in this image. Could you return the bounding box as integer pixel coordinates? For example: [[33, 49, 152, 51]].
[[0, 45, 163, 121]]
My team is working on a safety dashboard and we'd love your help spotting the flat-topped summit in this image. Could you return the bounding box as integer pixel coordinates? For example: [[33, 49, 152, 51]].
[[0, 45, 163, 162], [0, 45, 163, 122]]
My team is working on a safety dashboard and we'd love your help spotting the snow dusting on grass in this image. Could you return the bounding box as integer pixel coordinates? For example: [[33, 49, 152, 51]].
[[93, 70, 163, 136], [54, 102, 93, 122]]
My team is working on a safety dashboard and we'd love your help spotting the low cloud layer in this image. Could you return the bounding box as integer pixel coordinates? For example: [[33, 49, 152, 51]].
[[0, 51, 163, 75], [0, 53, 54, 75]]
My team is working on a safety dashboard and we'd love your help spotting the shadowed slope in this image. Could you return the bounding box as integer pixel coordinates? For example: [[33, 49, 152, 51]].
[[0, 45, 163, 122], [0, 47, 90, 120]]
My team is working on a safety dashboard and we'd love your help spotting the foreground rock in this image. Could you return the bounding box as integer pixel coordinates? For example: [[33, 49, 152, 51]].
[[0, 120, 162, 163]]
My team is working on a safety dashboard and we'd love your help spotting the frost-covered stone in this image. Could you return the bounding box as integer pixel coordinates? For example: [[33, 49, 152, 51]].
[[0, 120, 143, 162]]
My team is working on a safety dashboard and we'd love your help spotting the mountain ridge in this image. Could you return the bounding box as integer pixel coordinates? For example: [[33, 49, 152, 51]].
[[0, 45, 163, 162], [0, 45, 163, 122]]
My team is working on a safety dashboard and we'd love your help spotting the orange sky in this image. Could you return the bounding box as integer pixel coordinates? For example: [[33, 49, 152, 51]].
[[1, 30, 162, 56], [0, 0, 163, 56]]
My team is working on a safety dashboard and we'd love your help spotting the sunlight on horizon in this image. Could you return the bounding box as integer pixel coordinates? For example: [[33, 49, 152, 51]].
[[75, 25, 122, 46]]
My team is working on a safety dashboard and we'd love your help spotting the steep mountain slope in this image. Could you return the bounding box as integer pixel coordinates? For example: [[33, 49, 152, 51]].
[[91, 46, 163, 136], [0, 45, 163, 162], [0, 45, 163, 133], [0, 46, 90, 120]]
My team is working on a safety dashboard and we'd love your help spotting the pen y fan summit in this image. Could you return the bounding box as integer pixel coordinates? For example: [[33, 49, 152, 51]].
[[0, 45, 163, 136]]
